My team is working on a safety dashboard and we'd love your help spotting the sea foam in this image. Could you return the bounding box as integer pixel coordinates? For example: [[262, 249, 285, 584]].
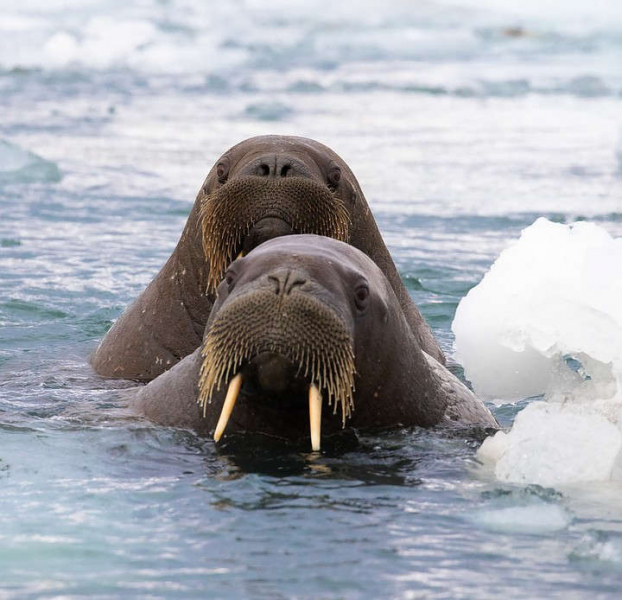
[[452, 218, 622, 486], [469, 503, 571, 534]]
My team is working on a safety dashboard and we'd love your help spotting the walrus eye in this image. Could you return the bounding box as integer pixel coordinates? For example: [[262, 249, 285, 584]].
[[354, 283, 369, 311], [225, 270, 236, 291], [327, 163, 341, 190], [216, 159, 230, 184]]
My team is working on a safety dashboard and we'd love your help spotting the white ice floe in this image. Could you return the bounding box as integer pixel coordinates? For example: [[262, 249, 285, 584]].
[[452, 217, 622, 485]]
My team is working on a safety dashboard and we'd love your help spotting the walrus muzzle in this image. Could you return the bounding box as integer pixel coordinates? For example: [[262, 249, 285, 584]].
[[200, 176, 350, 293], [197, 288, 356, 450]]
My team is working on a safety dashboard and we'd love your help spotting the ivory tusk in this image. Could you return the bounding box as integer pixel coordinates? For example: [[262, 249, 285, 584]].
[[236, 251, 245, 259], [309, 384, 322, 451], [214, 373, 243, 442]]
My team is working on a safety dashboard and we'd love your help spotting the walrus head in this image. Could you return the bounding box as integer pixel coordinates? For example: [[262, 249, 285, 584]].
[[198, 137, 356, 293], [197, 235, 384, 450], [193, 234, 448, 451]]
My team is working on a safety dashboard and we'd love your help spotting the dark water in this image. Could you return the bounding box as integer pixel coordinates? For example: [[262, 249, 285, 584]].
[[1, 0, 622, 597]]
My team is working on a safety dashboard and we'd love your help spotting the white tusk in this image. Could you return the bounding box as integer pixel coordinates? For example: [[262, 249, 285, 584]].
[[214, 373, 243, 442], [309, 384, 322, 451]]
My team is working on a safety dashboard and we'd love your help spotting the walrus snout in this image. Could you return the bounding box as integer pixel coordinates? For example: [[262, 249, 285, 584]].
[[245, 352, 305, 395], [198, 275, 356, 450], [242, 217, 294, 254], [267, 267, 307, 296]]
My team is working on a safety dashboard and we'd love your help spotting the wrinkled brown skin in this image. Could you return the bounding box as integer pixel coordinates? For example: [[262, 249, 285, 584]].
[[91, 135, 444, 382], [133, 236, 498, 440]]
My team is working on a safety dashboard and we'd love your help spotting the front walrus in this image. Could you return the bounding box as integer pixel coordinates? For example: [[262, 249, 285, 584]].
[[133, 236, 497, 449], [91, 136, 444, 382]]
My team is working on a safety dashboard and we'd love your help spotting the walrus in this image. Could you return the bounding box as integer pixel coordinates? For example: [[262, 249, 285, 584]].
[[91, 135, 444, 382], [133, 236, 497, 450]]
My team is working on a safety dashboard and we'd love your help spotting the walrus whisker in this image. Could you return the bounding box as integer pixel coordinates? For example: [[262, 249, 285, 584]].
[[213, 372, 243, 441], [309, 384, 322, 451], [200, 176, 350, 293], [197, 290, 356, 431]]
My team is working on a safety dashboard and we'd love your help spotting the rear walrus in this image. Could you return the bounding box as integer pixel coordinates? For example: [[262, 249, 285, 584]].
[[91, 135, 444, 381]]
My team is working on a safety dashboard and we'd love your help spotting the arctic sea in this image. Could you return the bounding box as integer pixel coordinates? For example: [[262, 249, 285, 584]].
[[1, 0, 622, 597]]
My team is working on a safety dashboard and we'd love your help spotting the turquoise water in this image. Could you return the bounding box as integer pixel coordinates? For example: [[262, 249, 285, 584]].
[[1, 1, 622, 597]]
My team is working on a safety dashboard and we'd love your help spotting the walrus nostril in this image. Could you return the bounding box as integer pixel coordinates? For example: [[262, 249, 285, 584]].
[[257, 161, 291, 178], [268, 269, 307, 296]]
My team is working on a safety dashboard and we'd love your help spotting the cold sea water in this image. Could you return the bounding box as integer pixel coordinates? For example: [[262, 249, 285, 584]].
[[1, 0, 622, 598]]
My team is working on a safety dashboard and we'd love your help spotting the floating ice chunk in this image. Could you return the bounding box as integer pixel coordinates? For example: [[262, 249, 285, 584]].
[[453, 218, 622, 485], [470, 503, 571, 535], [480, 402, 622, 486], [0, 139, 61, 184], [476, 429, 509, 465], [453, 217, 622, 399]]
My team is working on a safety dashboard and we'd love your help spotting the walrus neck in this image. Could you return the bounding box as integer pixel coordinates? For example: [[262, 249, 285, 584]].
[[350, 213, 446, 365], [171, 199, 215, 330]]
